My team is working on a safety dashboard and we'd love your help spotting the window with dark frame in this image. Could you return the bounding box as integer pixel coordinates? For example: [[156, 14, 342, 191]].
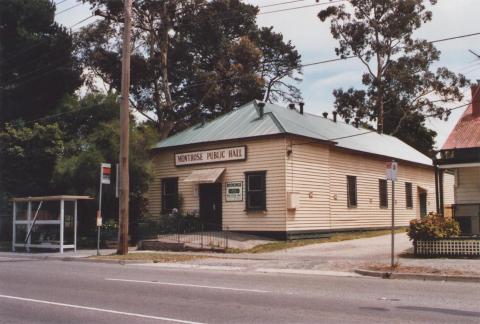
[[245, 171, 266, 211], [162, 178, 178, 213], [347, 175, 357, 208], [405, 182, 413, 208], [379, 179, 388, 208]]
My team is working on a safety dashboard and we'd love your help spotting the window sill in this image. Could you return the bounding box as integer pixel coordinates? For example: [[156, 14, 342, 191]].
[[245, 209, 267, 214]]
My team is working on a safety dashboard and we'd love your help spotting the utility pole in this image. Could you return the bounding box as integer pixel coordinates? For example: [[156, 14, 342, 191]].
[[118, 0, 133, 255]]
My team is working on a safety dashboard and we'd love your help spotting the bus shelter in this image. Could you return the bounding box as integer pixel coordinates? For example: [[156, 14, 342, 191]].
[[11, 196, 92, 253]]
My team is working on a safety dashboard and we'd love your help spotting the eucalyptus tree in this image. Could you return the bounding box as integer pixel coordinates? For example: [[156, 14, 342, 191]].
[[319, 0, 468, 155], [78, 0, 302, 138]]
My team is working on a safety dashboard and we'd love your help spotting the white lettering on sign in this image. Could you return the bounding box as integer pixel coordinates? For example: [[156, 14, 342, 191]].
[[226, 181, 243, 202], [175, 147, 246, 166]]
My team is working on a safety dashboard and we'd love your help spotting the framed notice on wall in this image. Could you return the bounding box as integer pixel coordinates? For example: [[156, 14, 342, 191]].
[[226, 181, 243, 202]]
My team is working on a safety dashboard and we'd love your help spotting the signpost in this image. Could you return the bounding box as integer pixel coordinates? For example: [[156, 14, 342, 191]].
[[386, 161, 398, 268], [97, 163, 111, 255]]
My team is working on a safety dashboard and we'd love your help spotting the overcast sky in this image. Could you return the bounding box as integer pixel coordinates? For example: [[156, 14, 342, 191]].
[[55, 0, 480, 149]]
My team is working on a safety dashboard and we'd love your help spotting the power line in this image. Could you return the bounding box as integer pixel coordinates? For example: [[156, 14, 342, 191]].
[[55, 2, 82, 16], [259, 0, 343, 14], [54, 0, 70, 6], [259, 0, 341, 9], [429, 32, 480, 45]]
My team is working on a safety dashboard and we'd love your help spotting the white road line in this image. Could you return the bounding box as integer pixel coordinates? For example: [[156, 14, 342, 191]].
[[0, 294, 205, 324], [105, 278, 270, 293]]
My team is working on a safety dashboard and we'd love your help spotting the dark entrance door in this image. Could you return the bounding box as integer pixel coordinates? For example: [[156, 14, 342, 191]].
[[199, 183, 222, 230], [419, 191, 427, 218]]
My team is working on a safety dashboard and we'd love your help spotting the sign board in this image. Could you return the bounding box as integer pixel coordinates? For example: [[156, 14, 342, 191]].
[[101, 163, 112, 184], [226, 181, 243, 202], [386, 161, 398, 181], [175, 146, 246, 166], [96, 210, 102, 227]]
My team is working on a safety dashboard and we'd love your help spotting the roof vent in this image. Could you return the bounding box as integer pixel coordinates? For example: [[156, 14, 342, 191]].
[[288, 103, 295, 110], [345, 118, 350, 124], [257, 102, 265, 118], [322, 112, 328, 118], [299, 102, 304, 115], [332, 111, 338, 122], [354, 117, 360, 128]]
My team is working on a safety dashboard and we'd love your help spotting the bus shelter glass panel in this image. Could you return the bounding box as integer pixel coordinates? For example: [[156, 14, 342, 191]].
[[14, 224, 27, 244], [37, 201, 60, 220], [30, 225, 60, 245], [16, 202, 28, 220], [64, 201, 75, 245]]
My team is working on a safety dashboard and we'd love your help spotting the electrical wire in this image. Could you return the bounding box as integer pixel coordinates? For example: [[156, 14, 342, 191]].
[[259, 0, 343, 9], [259, 0, 343, 14], [54, 0, 70, 6], [55, 2, 83, 16]]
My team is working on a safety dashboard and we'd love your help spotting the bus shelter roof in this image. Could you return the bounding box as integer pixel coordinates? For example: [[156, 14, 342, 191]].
[[10, 195, 93, 202]]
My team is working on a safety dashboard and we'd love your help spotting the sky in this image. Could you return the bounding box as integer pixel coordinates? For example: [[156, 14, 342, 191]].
[[55, 0, 480, 149]]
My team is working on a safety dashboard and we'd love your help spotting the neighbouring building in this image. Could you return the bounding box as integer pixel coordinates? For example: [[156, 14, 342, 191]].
[[437, 85, 480, 235], [147, 101, 451, 239]]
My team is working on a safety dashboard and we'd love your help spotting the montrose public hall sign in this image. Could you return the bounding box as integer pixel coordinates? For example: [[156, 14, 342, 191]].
[[175, 146, 246, 166]]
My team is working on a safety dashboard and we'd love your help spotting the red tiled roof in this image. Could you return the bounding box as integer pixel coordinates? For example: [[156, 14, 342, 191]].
[[442, 104, 480, 150]]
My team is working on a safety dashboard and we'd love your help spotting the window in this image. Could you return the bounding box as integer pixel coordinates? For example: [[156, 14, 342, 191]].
[[162, 178, 178, 213], [245, 171, 266, 211], [379, 179, 388, 208], [405, 182, 413, 208], [347, 175, 357, 208]]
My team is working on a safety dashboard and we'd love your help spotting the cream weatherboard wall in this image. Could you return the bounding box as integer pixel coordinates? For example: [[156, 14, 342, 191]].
[[455, 167, 480, 204], [284, 137, 437, 232], [147, 137, 288, 232]]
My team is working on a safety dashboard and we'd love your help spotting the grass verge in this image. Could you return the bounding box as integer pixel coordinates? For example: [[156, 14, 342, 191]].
[[227, 228, 407, 254], [90, 252, 203, 263]]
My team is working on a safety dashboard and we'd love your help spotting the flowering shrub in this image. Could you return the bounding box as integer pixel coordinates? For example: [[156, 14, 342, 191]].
[[407, 212, 461, 241]]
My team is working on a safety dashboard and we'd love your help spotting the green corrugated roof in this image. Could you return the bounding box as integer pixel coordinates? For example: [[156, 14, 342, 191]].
[[153, 101, 433, 166]]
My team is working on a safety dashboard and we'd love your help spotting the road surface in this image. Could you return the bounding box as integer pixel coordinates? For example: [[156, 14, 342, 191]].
[[0, 256, 479, 323]]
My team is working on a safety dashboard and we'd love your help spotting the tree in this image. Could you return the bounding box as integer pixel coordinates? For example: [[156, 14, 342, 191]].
[[52, 94, 158, 237], [0, 0, 82, 124], [77, 0, 302, 138], [319, 0, 468, 155], [0, 122, 64, 196]]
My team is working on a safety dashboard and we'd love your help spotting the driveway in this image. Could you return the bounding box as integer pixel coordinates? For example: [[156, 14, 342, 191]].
[[183, 233, 480, 275], [183, 233, 411, 272]]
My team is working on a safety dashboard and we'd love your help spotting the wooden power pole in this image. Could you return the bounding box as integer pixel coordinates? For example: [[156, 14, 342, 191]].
[[118, 0, 133, 255]]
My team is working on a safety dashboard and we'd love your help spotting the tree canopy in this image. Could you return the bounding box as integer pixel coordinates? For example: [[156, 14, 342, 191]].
[[319, 0, 468, 156], [77, 0, 302, 138], [0, 0, 82, 124]]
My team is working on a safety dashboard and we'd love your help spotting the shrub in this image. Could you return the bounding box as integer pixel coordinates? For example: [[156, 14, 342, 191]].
[[407, 212, 461, 241]]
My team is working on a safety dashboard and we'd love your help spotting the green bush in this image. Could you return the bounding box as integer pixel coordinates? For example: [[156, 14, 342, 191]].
[[407, 212, 461, 241]]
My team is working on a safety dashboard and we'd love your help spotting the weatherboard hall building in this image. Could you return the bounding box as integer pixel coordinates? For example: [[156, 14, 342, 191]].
[[147, 101, 449, 239]]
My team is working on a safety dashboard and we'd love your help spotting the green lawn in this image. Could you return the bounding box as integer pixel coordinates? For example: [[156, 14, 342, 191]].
[[227, 228, 407, 254]]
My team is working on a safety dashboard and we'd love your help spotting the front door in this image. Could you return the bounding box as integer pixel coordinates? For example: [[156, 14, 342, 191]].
[[199, 183, 222, 230], [419, 191, 427, 218]]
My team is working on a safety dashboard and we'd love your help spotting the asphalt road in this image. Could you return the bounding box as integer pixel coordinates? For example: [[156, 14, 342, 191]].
[[0, 257, 479, 324]]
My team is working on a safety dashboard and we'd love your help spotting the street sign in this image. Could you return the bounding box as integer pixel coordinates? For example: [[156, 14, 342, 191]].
[[386, 161, 398, 181], [96, 210, 102, 227], [101, 163, 112, 184]]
